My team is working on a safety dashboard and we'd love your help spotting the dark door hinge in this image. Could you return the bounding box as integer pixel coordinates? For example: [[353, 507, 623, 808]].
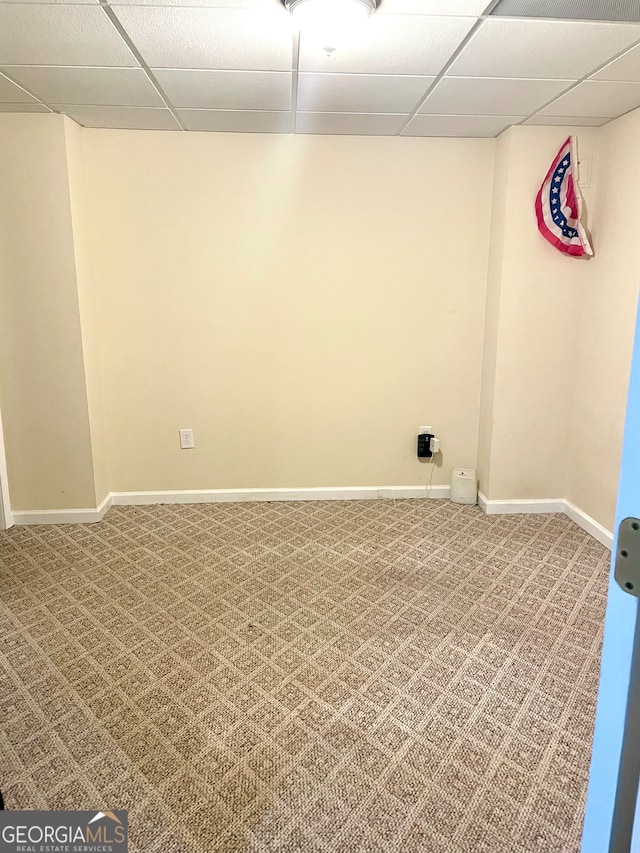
[[615, 518, 640, 597]]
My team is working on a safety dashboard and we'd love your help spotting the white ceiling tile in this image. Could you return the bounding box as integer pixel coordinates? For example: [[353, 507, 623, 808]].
[[299, 15, 476, 75], [0, 102, 50, 112], [524, 115, 609, 126], [539, 80, 640, 117], [377, 0, 488, 14], [178, 108, 290, 132], [295, 111, 405, 134], [3, 66, 164, 106], [419, 76, 571, 115], [593, 43, 640, 81], [112, 6, 291, 71], [448, 18, 640, 79], [0, 6, 137, 67], [402, 114, 524, 136], [53, 105, 181, 129], [0, 0, 97, 3], [153, 69, 290, 110], [297, 73, 433, 113], [115, 0, 278, 5], [0, 72, 37, 103]]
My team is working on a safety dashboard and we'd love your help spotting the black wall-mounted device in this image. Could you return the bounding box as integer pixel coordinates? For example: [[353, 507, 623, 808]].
[[417, 433, 434, 459]]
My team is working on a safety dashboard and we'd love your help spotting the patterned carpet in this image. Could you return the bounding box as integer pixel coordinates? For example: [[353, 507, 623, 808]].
[[0, 500, 609, 852]]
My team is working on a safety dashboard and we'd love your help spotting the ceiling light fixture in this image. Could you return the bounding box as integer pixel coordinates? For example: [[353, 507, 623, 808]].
[[285, 0, 376, 54]]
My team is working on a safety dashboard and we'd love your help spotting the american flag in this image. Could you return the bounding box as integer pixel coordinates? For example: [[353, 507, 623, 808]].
[[535, 135, 593, 258]]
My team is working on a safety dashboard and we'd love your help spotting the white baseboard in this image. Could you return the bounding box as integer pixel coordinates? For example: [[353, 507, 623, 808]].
[[478, 493, 566, 515], [8, 487, 612, 550], [110, 485, 451, 505], [564, 500, 614, 549], [12, 493, 112, 526], [478, 492, 613, 549], [9, 486, 449, 524]]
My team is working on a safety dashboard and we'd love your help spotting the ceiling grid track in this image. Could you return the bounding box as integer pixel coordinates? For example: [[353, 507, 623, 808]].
[[0, 68, 51, 112], [1, 0, 640, 135], [395, 18, 486, 135], [98, 0, 185, 130], [290, 28, 300, 134], [395, 0, 508, 136], [517, 30, 640, 126]]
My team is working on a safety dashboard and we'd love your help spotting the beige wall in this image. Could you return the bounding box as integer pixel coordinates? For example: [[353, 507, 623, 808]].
[[1, 112, 638, 526], [479, 125, 600, 502], [82, 131, 495, 492], [0, 114, 99, 510], [64, 117, 110, 504], [567, 110, 640, 530], [477, 130, 510, 493]]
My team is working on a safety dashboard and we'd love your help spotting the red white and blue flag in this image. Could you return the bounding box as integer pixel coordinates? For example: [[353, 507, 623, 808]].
[[535, 135, 593, 258]]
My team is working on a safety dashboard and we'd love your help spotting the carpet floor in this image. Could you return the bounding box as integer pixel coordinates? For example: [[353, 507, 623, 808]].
[[0, 500, 609, 852]]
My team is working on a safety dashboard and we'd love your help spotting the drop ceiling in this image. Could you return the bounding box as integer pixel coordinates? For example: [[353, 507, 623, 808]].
[[2, 0, 640, 135]]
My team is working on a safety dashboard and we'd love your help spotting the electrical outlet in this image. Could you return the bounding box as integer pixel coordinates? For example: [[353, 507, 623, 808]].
[[179, 428, 194, 449], [578, 156, 592, 188], [419, 425, 433, 435]]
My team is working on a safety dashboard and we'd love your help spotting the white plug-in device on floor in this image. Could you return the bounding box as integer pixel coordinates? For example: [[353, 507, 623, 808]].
[[451, 468, 477, 505]]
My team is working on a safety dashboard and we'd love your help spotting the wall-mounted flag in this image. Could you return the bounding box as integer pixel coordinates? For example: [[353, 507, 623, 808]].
[[535, 135, 593, 258]]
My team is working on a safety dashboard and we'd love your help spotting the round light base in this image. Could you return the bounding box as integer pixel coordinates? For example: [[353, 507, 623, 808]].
[[285, 0, 376, 50]]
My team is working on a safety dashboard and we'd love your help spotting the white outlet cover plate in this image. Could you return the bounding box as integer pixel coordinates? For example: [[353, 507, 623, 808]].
[[179, 428, 194, 449]]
